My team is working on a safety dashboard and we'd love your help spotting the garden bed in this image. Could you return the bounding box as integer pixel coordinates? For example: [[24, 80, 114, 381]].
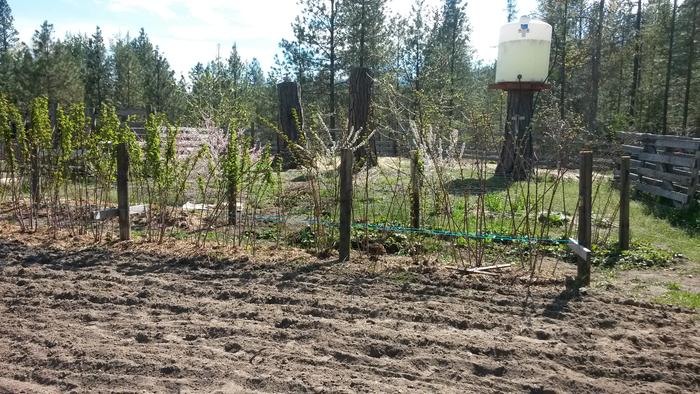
[[0, 227, 697, 393]]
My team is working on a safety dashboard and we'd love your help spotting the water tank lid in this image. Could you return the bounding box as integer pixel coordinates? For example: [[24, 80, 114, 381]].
[[519, 16, 530, 34], [500, 16, 552, 42]]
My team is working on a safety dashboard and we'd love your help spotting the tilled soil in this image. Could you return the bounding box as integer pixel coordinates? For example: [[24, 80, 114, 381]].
[[0, 237, 698, 394]]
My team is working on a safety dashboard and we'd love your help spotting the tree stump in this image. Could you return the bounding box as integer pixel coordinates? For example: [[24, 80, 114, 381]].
[[277, 81, 303, 169], [348, 67, 376, 167]]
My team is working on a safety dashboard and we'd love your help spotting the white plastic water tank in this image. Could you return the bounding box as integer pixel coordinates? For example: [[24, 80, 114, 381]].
[[495, 16, 553, 83]]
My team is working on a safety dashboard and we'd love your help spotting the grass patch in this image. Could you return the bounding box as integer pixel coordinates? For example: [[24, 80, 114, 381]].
[[389, 270, 417, 284], [591, 242, 678, 270], [655, 285, 700, 309]]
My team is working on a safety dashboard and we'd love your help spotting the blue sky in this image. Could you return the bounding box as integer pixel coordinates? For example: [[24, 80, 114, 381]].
[[11, 0, 539, 78]]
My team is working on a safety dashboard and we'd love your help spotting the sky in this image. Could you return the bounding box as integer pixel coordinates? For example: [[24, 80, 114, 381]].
[[10, 0, 539, 78]]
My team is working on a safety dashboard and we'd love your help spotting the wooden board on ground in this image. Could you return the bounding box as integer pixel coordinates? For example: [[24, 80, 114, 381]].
[[446, 263, 513, 275]]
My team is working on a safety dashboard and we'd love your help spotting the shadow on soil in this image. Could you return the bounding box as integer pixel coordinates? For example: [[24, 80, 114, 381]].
[[0, 239, 252, 277], [542, 288, 580, 319], [0, 239, 114, 271], [0, 238, 344, 286]]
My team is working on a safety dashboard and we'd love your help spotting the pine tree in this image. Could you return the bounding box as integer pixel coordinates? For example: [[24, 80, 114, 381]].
[[113, 34, 144, 110], [662, 0, 678, 134], [588, 0, 605, 132], [227, 44, 246, 105], [279, 23, 315, 92], [0, 0, 17, 95], [294, 0, 341, 129], [247, 58, 266, 140], [0, 0, 17, 54], [32, 21, 55, 99], [338, 0, 389, 70], [560, 0, 570, 119], [85, 27, 112, 112], [432, 0, 471, 125], [147, 50, 176, 115], [52, 38, 84, 105], [506, 0, 518, 23], [629, 0, 642, 121], [131, 29, 176, 115], [189, 61, 216, 124], [681, 0, 697, 132], [402, 0, 429, 132]]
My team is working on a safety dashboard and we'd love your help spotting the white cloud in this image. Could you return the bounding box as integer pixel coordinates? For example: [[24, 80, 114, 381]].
[[105, 0, 179, 20], [99, 0, 298, 75]]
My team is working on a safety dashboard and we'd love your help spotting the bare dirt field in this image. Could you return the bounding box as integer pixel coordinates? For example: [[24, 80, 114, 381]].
[[0, 230, 698, 393]]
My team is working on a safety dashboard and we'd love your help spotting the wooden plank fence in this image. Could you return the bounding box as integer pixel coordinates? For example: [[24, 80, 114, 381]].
[[616, 132, 700, 207]]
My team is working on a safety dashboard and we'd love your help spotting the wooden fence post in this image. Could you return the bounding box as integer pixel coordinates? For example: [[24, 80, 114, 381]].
[[577, 151, 593, 286], [30, 148, 40, 207], [339, 148, 353, 262], [116, 142, 130, 241], [227, 174, 237, 226], [619, 156, 630, 251], [410, 150, 421, 229]]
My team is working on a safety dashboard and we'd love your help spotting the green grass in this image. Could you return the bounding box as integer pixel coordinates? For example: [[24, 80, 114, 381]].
[[591, 242, 677, 269], [331, 159, 699, 263], [655, 283, 700, 309]]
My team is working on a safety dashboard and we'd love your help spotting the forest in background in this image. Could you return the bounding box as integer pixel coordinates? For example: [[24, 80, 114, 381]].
[[0, 0, 698, 145]]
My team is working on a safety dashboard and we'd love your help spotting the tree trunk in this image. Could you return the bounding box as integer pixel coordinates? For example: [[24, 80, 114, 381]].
[[329, 0, 337, 130], [414, 52, 424, 137], [662, 0, 678, 135], [682, 0, 697, 132], [559, 0, 569, 119], [349, 67, 376, 167], [629, 0, 642, 122], [277, 81, 303, 169], [495, 89, 535, 181], [359, 0, 366, 68], [589, 0, 605, 132]]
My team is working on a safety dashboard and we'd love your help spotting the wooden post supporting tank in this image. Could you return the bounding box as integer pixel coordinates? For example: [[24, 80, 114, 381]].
[[490, 82, 549, 181]]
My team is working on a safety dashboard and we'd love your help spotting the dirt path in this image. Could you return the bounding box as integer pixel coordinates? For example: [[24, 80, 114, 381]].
[[0, 236, 698, 393]]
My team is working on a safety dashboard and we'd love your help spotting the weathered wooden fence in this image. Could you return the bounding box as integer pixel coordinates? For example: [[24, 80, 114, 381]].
[[618, 132, 700, 207]]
